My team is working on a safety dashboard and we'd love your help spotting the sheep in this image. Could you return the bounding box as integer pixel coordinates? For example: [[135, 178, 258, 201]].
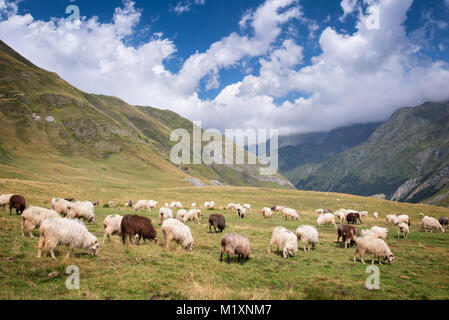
[[262, 207, 273, 219], [51, 198, 71, 216], [346, 212, 361, 224], [209, 214, 226, 233], [133, 200, 150, 211], [371, 226, 389, 240], [359, 211, 369, 218], [124, 200, 133, 208], [93, 201, 100, 206], [267, 226, 298, 259], [419, 212, 425, 217], [242, 203, 251, 211], [21, 206, 60, 238], [394, 214, 410, 226], [337, 224, 359, 248], [161, 218, 194, 251], [37, 218, 99, 259], [170, 201, 183, 209], [373, 212, 379, 219], [421, 216, 445, 233], [438, 217, 449, 227], [333, 210, 345, 224], [9, 194, 26, 215], [315, 208, 332, 214], [226, 203, 236, 210], [220, 233, 251, 264], [187, 209, 201, 224], [317, 213, 336, 228], [159, 207, 173, 224], [397, 222, 409, 239], [281, 207, 299, 221], [176, 209, 189, 223], [121, 214, 157, 245], [66, 201, 96, 223], [386, 214, 397, 225], [236, 205, 246, 219], [271, 205, 286, 214], [191, 202, 197, 208], [204, 201, 215, 209], [295, 225, 319, 252], [103, 214, 123, 243], [361, 229, 378, 239], [0, 194, 13, 208], [353, 237, 394, 265]]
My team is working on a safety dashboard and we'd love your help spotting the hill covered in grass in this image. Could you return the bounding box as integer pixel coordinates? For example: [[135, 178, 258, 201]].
[[0, 40, 293, 192]]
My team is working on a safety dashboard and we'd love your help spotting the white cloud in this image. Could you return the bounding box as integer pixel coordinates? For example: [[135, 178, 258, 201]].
[[340, 0, 358, 21], [0, 0, 448, 138], [172, 0, 207, 15]]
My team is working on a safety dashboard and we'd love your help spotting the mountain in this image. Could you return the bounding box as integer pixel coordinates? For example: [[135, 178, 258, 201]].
[[294, 101, 449, 206], [277, 123, 383, 184], [0, 40, 293, 191]]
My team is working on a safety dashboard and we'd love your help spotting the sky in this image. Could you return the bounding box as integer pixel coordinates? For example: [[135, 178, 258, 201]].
[[0, 0, 449, 137]]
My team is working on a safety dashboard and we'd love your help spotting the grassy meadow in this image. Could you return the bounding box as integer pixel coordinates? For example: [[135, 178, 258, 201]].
[[0, 182, 448, 300]]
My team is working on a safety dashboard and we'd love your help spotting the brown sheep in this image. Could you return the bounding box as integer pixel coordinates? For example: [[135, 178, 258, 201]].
[[209, 214, 226, 233], [220, 233, 251, 264], [439, 217, 449, 227], [337, 224, 359, 248], [346, 212, 362, 224], [9, 195, 26, 216], [120, 214, 157, 245]]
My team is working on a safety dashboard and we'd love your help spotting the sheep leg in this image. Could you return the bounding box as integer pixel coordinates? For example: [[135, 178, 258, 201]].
[[165, 234, 173, 250], [20, 219, 25, 237], [360, 256, 365, 264], [303, 244, 307, 253], [37, 236, 45, 258], [27, 223, 34, 238]]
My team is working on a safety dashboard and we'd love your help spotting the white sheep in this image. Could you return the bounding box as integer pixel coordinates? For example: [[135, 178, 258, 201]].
[[204, 201, 215, 209], [295, 225, 319, 252], [21, 206, 60, 238], [373, 212, 379, 219], [394, 214, 410, 226], [243, 203, 251, 210], [317, 213, 336, 227], [421, 216, 445, 233], [315, 208, 325, 214], [371, 226, 388, 240], [0, 194, 13, 208], [359, 211, 369, 218], [262, 207, 273, 219], [386, 214, 397, 225], [176, 209, 189, 223], [333, 210, 345, 224], [103, 214, 123, 244], [236, 204, 246, 218], [51, 198, 71, 216], [191, 202, 197, 208], [187, 209, 202, 224], [361, 229, 378, 239], [134, 200, 148, 211], [159, 207, 173, 224], [353, 237, 394, 265], [37, 217, 99, 259], [169, 201, 183, 209], [272, 205, 286, 214], [161, 218, 194, 251], [281, 207, 300, 220], [66, 201, 96, 223], [397, 222, 409, 239], [268, 226, 298, 258], [226, 203, 236, 210]]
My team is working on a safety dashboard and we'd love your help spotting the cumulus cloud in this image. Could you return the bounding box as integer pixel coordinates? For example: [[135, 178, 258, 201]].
[[0, 0, 448, 138]]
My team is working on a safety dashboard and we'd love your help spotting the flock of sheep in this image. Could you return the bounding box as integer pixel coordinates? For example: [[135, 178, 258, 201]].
[[0, 193, 448, 266]]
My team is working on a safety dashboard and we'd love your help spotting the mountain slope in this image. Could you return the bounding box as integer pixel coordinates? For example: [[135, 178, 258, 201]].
[[294, 101, 449, 206], [0, 40, 293, 191]]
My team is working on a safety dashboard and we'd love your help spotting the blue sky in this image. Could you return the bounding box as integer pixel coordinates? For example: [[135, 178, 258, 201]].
[[1, 0, 449, 135]]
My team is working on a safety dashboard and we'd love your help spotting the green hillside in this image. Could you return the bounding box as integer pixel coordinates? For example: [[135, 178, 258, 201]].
[[0, 40, 292, 192]]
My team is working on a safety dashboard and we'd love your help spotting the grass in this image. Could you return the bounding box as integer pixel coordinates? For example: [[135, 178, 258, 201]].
[[0, 184, 448, 300]]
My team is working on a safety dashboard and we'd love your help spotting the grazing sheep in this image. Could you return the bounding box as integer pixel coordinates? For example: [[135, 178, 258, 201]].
[[187, 209, 201, 223], [346, 212, 361, 224], [147, 200, 158, 210], [295, 225, 319, 252], [134, 200, 148, 211], [121, 214, 157, 245], [394, 214, 410, 226], [262, 207, 273, 219], [271, 205, 286, 215], [93, 201, 100, 206], [0, 194, 13, 209], [397, 222, 409, 239], [359, 211, 369, 218], [21, 206, 60, 238], [37, 218, 99, 259], [361, 229, 378, 239], [51, 198, 71, 216], [281, 207, 300, 221], [191, 202, 197, 208], [170, 201, 183, 209], [353, 237, 394, 265], [333, 210, 345, 224], [209, 214, 226, 233], [220, 233, 251, 264], [373, 212, 379, 219], [337, 225, 359, 248], [421, 216, 445, 233], [176, 209, 189, 223], [242, 204, 251, 211], [161, 218, 194, 251], [386, 214, 397, 225], [267, 226, 298, 258], [236, 205, 246, 219], [226, 203, 236, 210], [438, 217, 449, 227], [103, 214, 123, 244], [66, 201, 96, 224], [371, 226, 388, 240], [159, 207, 173, 224], [9, 194, 26, 215], [315, 208, 332, 214], [419, 212, 425, 217], [204, 201, 215, 209], [317, 213, 336, 228]]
